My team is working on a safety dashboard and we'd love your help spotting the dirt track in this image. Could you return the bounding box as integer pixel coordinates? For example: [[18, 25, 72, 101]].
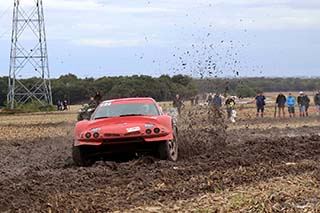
[[0, 110, 319, 212]]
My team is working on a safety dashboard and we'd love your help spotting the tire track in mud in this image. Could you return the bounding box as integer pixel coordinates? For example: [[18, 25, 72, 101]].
[[0, 115, 319, 212]]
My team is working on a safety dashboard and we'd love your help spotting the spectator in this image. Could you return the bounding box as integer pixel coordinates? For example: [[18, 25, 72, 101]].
[[276, 93, 286, 117], [195, 95, 199, 105], [88, 97, 97, 109], [314, 91, 320, 116], [94, 91, 102, 106], [255, 93, 266, 117], [56, 100, 62, 111], [63, 100, 68, 111], [173, 94, 183, 115], [207, 93, 213, 105], [297, 91, 310, 117], [225, 96, 236, 122], [190, 96, 195, 106], [212, 93, 222, 109], [286, 93, 296, 117]]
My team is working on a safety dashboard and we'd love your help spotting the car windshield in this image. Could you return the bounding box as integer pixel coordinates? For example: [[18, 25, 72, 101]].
[[93, 103, 159, 119]]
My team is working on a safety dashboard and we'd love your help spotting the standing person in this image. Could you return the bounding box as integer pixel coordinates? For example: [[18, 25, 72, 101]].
[[94, 91, 102, 106], [297, 92, 310, 117], [276, 93, 286, 118], [286, 93, 296, 117], [63, 100, 68, 111], [255, 93, 266, 117], [212, 93, 222, 109], [190, 96, 195, 106], [173, 94, 183, 115], [195, 95, 199, 105], [206, 93, 213, 105], [314, 91, 320, 115], [305, 93, 310, 117], [56, 100, 62, 111], [225, 96, 236, 123]]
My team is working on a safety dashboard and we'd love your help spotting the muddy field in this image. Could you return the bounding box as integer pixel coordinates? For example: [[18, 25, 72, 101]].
[[0, 107, 320, 212]]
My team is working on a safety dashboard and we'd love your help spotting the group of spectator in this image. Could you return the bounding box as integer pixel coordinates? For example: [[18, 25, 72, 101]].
[[172, 90, 320, 121], [206, 93, 237, 122], [57, 91, 103, 112], [56, 100, 68, 111], [257, 91, 320, 118]]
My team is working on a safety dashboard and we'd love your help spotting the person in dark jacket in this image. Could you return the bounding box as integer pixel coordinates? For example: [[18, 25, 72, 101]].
[[212, 94, 222, 109], [314, 91, 320, 115], [94, 91, 102, 106], [63, 100, 68, 111], [57, 100, 63, 111], [255, 93, 266, 117], [276, 93, 286, 117], [297, 91, 310, 117]]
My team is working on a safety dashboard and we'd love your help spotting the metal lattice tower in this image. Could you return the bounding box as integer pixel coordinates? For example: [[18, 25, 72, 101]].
[[7, 0, 52, 109]]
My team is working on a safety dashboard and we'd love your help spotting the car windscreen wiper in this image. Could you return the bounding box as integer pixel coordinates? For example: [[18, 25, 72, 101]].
[[120, 114, 144, 117]]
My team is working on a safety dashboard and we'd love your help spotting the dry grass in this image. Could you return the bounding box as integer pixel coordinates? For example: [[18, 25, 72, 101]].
[[0, 112, 75, 142], [127, 171, 320, 212]]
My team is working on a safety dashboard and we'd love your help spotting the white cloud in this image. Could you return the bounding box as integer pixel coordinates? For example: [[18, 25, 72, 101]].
[[72, 38, 144, 47]]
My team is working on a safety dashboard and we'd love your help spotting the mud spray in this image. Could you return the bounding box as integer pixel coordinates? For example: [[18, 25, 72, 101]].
[[178, 106, 227, 158]]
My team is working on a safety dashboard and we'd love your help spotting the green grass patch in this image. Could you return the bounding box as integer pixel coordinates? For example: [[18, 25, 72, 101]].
[[2, 101, 55, 114]]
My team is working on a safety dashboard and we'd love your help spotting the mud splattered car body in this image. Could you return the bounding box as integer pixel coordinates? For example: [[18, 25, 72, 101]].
[[73, 97, 178, 166]]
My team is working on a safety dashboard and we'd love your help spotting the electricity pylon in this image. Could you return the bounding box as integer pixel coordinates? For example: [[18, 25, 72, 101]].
[[7, 0, 52, 109]]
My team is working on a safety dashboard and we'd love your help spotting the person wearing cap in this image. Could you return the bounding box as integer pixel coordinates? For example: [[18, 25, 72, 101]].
[[286, 93, 296, 117], [314, 91, 320, 115], [297, 91, 310, 117]]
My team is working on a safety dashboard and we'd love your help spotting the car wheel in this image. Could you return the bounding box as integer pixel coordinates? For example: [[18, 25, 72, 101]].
[[72, 145, 95, 167], [158, 126, 178, 161]]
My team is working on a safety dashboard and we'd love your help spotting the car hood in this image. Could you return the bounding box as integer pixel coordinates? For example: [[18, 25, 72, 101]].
[[85, 116, 164, 134]]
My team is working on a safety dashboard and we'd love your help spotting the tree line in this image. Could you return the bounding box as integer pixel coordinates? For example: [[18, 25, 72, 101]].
[[0, 74, 319, 106]]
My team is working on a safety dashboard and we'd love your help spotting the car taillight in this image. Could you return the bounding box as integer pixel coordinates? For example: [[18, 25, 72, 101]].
[[146, 129, 152, 135]]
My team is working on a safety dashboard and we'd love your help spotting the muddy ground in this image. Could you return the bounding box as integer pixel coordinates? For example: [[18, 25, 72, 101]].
[[0, 109, 319, 212]]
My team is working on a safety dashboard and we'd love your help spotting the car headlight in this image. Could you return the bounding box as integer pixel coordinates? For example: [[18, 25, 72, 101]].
[[85, 132, 91, 139]]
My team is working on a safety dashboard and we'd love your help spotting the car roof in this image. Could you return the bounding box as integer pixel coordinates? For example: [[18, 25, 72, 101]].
[[102, 97, 156, 104]]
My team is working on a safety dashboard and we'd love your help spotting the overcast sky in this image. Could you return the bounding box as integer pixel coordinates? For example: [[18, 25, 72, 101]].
[[0, 0, 320, 78]]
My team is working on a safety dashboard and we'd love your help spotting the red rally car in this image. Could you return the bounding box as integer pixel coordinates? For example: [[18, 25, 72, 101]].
[[73, 97, 178, 166]]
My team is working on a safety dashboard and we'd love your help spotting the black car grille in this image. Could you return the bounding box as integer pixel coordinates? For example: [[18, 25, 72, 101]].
[[104, 133, 121, 137], [103, 137, 145, 143]]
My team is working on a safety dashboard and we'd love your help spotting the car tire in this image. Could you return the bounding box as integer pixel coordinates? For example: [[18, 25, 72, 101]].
[[72, 145, 95, 167], [158, 126, 178, 161]]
